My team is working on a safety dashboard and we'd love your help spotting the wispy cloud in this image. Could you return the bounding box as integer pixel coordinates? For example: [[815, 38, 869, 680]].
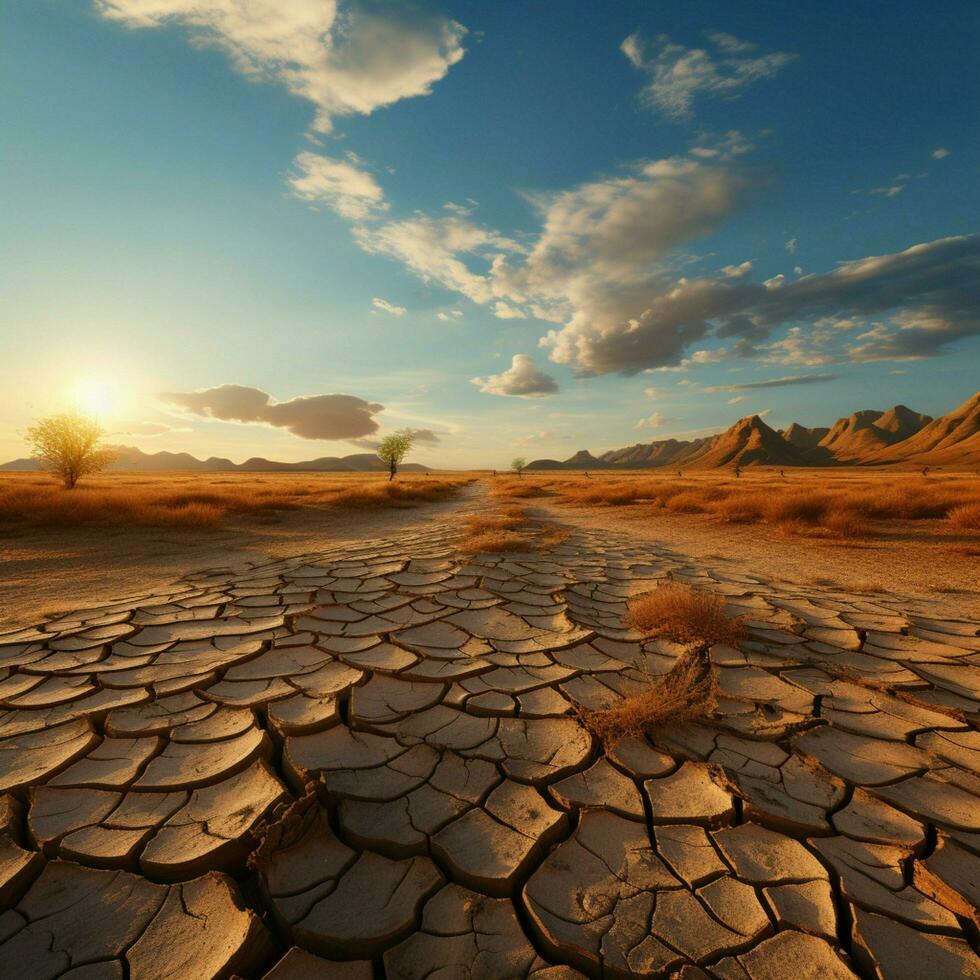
[[289, 152, 387, 220], [372, 297, 406, 316], [621, 31, 795, 121], [703, 373, 838, 393]]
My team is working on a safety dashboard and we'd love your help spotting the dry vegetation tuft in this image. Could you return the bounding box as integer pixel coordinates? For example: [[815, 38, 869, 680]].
[[0, 472, 471, 530], [459, 505, 569, 553], [492, 470, 980, 540], [626, 582, 745, 647], [581, 649, 716, 744]]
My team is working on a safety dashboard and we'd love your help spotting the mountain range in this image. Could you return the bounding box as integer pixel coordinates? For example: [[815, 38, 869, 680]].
[[0, 446, 431, 473], [528, 391, 980, 470]]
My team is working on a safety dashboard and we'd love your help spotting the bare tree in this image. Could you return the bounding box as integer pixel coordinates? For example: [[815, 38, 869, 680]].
[[511, 457, 526, 478], [26, 412, 118, 489], [377, 430, 415, 481]]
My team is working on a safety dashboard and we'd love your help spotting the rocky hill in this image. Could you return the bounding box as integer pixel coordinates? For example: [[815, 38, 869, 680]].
[[527, 391, 979, 470]]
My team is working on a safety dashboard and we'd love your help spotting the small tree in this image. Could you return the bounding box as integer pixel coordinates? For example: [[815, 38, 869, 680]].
[[511, 457, 526, 478], [26, 412, 118, 489], [377, 430, 414, 481]]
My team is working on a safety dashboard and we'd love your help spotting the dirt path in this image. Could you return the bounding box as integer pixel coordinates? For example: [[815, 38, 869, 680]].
[[0, 482, 485, 630]]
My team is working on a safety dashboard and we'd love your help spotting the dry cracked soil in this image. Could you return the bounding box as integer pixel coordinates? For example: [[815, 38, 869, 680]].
[[0, 483, 977, 979]]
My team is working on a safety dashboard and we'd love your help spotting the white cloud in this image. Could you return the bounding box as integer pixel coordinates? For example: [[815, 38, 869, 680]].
[[161, 384, 384, 439], [492, 301, 526, 320], [94, 0, 466, 133], [635, 412, 679, 429], [932, 147, 949, 160], [372, 296, 406, 316], [436, 309, 463, 322], [643, 386, 659, 398], [289, 151, 387, 220], [621, 31, 794, 121], [871, 184, 905, 198], [354, 214, 522, 304], [727, 396, 746, 405], [785, 238, 797, 253], [471, 355, 558, 398]]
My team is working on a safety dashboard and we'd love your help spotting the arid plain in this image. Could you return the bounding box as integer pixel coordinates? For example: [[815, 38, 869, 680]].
[[0, 464, 978, 976]]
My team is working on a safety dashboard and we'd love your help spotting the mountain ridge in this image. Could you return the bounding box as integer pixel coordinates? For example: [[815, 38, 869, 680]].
[[0, 445, 432, 473], [527, 391, 980, 470]]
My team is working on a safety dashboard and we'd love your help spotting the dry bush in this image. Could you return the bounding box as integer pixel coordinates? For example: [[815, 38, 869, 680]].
[[949, 502, 980, 531], [0, 472, 469, 530], [626, 582, 744, 647], [582, 650, 715, 744]]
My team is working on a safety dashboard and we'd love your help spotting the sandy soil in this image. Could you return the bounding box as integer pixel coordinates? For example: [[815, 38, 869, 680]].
[[526, 497, 980, 616], [0, 490, 483, 630]]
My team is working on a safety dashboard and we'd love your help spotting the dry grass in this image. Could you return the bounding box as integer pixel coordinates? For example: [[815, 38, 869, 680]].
[[626, 582, 745, 647], [949, 502, 980, 531], [492, 470, 980, 539], [459, 505, 569, 553], [581, 649, 716, 744], [0, 472, 471, 530]]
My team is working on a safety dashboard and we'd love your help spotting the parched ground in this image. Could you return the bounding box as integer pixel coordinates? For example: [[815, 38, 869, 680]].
[[0, 484, 977, 978]]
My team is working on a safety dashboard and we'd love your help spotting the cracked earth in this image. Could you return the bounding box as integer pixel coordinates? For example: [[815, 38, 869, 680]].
[[0, 484, 977, 979]]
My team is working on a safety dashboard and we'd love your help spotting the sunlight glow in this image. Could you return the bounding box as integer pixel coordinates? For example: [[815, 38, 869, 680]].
[[71, 378, 121, 420]]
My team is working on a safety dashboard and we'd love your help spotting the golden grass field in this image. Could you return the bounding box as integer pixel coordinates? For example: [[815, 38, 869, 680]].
[[494, 468, 980, 540], [0, 471, 474, 529]]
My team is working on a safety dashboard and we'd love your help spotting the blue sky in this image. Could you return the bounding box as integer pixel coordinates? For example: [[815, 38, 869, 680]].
[[2, 0, 978, 467]]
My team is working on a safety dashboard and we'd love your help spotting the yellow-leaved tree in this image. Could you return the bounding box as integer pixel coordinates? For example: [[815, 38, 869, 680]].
[[26, 412, 118, 489]]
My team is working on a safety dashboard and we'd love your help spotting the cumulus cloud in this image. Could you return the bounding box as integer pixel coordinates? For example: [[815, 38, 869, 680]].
[[372, 296, 406, 316], [289, 152, 387, 220], [932, 147, 949, 160], [703, 373, 837, 393], [635, 412, 679, 429], [436, 310, 463, 322], [94, 0, 466, 133], [161, 384, 384, 439], [544, 234, 980, 373], [470, 355, 558, 398], [621, 31, 794, 121]]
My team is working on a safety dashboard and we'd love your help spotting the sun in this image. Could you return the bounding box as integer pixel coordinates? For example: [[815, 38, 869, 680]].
[[71, 378, 120, 419]]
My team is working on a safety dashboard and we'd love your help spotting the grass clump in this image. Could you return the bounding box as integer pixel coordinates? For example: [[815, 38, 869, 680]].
[[625, 581, 745, 647], [582, 649, 716, 744], [949, 502, 980, 531], [459, 505, 569, 554], [582, 582, 742, 744]]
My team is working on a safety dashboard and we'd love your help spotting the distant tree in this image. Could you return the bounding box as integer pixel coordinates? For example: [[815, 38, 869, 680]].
[[511, 457, 527, 478], [26, 412, 118, 489], [377, 430, 414, 481]]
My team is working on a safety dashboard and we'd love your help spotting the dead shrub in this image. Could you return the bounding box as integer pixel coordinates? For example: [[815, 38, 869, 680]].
[[581, 649, 715, 743], [626, 582, 744, 647]]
